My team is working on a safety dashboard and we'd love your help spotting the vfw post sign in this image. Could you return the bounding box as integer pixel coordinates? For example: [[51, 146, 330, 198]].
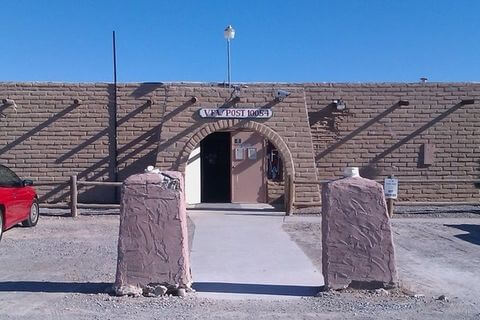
[[199, 108, 272, 119]]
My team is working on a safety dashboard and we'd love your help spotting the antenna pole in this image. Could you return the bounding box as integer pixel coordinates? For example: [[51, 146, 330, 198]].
[[112, 31, 119, 191]]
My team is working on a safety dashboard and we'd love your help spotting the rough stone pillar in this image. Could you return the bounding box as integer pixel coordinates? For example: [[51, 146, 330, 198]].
[[114, 171, 192, 296], [322, 176, 397, 290]]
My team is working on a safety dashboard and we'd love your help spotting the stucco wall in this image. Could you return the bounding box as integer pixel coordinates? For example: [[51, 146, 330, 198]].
[[0, 83, 116, 203], [1, 82, 478, 204], [303, 83, 480, 201]]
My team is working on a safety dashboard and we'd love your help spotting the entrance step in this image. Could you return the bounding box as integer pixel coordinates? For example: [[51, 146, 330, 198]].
[[187, 203, 282, 212]]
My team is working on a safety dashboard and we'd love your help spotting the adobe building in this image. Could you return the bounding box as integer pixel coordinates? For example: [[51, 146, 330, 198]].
[[0, 82, 479, 210]]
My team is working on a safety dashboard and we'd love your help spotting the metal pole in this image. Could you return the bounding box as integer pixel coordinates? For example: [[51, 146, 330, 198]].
[[112, 31, 119, 202], [227, 39, 231, 87], [113, 31, 117, 86]]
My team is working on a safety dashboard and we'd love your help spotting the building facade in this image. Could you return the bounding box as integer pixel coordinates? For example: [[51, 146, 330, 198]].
[[0, 82, 479, 209]]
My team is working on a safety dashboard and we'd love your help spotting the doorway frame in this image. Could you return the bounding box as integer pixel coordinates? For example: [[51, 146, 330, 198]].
[[178, 121, 295, 208]]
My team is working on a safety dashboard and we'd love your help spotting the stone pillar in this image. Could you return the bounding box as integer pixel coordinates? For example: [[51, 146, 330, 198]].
[[114, 171, 192, 296], [322, 176, 397, 290]]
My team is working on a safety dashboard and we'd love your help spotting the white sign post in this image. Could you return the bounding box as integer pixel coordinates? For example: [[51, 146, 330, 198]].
[[384, 178, 398, 199], [384, 177, 398, 218]]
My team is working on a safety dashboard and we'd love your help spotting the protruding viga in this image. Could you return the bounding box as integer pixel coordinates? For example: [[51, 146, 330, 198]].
[[114, 171, 192, 296], [322, 176, 398, 290]]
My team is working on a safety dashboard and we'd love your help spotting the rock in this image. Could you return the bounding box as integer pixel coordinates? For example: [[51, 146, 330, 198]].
[[114, 172, 192, 295], [413, 294, 425, 298], [167, 284, 180, 291], [142, 284, 168, 297], [114, 285, 143, 297], [185, 287, 196, 293], [177, 288, 186, 297], [322, 176, 398, 290], [154, 285, 168, 296], [437, 295, 449, 302], [374, 288, 390, 296], [316, 291, 332, 297]]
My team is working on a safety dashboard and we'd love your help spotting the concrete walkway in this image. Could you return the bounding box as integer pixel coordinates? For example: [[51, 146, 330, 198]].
[[188, 209, 324, 299]]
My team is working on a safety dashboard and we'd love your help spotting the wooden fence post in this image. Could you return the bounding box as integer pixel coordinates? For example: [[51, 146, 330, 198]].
[[387, 198, 394, 218], [70, 175, 78, 218]]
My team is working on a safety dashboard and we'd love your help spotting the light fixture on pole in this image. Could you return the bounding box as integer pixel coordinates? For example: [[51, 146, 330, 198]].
[[333, 99, 346, 110], [224, 25, 235, 87]]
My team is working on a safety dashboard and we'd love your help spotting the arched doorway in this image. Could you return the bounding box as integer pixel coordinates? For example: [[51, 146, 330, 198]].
[[178, 121, 295, 206]]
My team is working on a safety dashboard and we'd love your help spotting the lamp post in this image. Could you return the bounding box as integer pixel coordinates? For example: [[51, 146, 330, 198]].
[[224, 25, 235, 87]]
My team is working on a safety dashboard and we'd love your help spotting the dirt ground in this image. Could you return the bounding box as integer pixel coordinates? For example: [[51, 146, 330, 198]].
[[1, 208, 480, 319]]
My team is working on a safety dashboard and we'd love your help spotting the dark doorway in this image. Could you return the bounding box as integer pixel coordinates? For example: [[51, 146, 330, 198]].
[[201, 132, 231, 203]]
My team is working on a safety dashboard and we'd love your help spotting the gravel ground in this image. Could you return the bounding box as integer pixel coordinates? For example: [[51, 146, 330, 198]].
[[294, 205, 480, 218], [0, 207, 480, 319]]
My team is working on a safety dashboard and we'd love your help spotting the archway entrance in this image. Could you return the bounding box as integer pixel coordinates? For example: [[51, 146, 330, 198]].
[[181, 121, 294, 207], [186, 130, 269, 204]]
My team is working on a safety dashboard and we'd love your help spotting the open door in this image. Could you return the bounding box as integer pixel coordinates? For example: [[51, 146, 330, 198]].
[[200, 132, 231, 203]]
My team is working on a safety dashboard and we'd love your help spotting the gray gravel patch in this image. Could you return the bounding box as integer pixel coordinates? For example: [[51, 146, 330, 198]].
[[1, 208, 480, 319]]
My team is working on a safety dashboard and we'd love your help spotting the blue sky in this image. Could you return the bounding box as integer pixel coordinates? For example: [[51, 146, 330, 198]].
[[1, 0, 479, 83]]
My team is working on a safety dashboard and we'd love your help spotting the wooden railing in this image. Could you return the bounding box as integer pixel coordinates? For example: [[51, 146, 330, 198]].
[[36, 175, 122, 217], [36, 175, 479, 217], [286, 175, 480, 215]]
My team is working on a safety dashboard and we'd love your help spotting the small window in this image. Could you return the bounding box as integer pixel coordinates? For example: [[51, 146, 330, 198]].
[[0, 165, 22, 187], [266, 142, 283, 181]]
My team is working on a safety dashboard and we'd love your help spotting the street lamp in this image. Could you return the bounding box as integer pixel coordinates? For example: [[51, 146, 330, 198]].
[[224, 25, 235, 87]]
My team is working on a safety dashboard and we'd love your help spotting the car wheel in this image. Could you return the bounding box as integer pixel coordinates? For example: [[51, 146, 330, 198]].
[[0, 210, 3, 242], [22, 200, 39, 227]]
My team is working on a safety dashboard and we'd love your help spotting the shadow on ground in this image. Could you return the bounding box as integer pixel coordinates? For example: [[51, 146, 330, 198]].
[[0, 281, 111, 294], [444, 224, 480, 246], [40, 208, 120, 217], [0, 281, 322, 297], [192, 282, 322, 296], [395, 206, 480, 215]]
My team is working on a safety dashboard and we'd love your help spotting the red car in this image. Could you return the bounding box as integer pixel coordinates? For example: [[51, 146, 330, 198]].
[[0, 165, 39, 242]]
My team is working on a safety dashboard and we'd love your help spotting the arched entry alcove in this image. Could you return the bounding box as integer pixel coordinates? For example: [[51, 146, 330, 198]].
[[176, 120, 295, 207]]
